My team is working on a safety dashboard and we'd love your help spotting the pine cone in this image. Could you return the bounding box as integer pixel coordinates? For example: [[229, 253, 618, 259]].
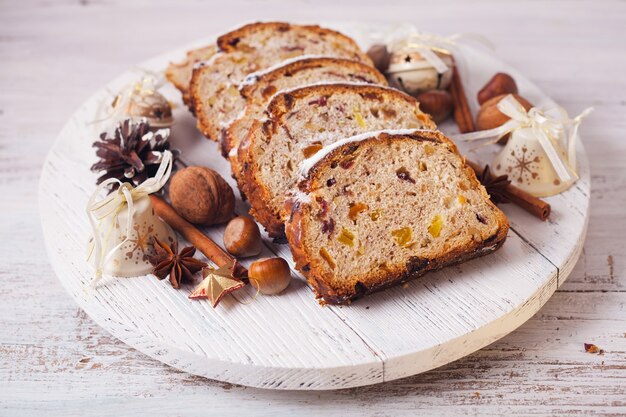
[[91, 118, 177, 187]]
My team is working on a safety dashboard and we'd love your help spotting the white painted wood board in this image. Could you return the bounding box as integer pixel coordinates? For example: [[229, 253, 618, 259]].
[[38, 23, 589, 390]]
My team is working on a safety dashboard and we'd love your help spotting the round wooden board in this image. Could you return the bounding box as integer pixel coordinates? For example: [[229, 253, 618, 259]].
[[39, 22, 590, 390]]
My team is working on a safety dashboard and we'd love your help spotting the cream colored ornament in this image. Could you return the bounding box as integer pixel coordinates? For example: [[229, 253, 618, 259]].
[[116, 88, 173, 128], [93, 72, 173, 129], [113, 75, 173, 127], [386, 50, 453, 95], [454, 95, 593, 197], [87, 151, 176, 283], [492, 128, 573, 197], [381, 25, 494, 96]]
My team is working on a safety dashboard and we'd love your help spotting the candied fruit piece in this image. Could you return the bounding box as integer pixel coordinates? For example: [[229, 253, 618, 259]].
[[353, 108, 366, 128], [357, 242, 365, 256], [370, 209, 381, 221], [261, 85, 277, 99], [207, 96, 217, 106], [321, 218, 335, 235], [458, 194, 467, 205], [340, 158, 355, 169], [319, 247, 336, 269], [424, 144, 435, 155], [348, 202, 368, 221], [391, 227, 413, 248], [428, 214, 444, 238], [338, 228, 355, 247], [396, 167, 416, 184], [382, 107, 397, 118], [418, 161, 427, 171], [303, 142, 323, 158], [227, 84, 240, 96], [308, 96, 328, 106], [315, 197, 328, 219], [282, 51, 301, 59], [467, 226, 481, 242]]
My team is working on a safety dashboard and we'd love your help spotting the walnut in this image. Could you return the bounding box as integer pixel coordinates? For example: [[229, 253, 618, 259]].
[[169, 167, 235, 226]]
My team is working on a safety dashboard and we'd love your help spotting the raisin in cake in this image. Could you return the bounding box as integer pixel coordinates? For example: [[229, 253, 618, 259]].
[[239, 83, 436, 237], [190, 22, 373, 141], [165, 45, 217, 106], [225, 57, 387, 192], [285, 130, 509, 304]]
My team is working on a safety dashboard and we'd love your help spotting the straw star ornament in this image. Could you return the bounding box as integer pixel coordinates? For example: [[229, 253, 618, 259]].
[[189, 263, 245, 308]]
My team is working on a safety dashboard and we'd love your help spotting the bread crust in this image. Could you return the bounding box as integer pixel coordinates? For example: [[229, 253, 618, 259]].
[[190, 22, 373, 141], [240, 84, 435, 238], [216, 22, 371, 60], [284, 131, 510, 305], [165, 45, 217, 108], [224, 57, 388, 195]]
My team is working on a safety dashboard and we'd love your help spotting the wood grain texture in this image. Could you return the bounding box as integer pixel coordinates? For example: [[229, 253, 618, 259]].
[[1, 0, 625, 415]]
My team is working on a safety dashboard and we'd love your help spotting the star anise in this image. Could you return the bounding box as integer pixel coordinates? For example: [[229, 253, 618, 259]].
[[476, 165, 511, 205], [91, 118, 177, 188], [148, 238, 207, 289]]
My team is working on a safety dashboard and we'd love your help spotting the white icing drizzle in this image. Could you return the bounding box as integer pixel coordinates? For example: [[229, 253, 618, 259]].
[[289, 190, 312, 204], [297, 129, 433, 178], [193, 51, 223, 69], [239, 54, 341, 88], [275, 81, 401, 98]]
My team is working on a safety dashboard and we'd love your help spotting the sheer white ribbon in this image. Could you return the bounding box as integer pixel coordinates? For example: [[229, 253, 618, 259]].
[[386, 25, 495, 76], [453, 95, 593, 183], [90, 70, 165, 126], [86, 150, 173, 285]]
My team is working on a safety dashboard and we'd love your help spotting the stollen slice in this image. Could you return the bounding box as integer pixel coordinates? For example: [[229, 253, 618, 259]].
[[285, 129, 510, 304], [190, 22, 373, 141], [165, 45, 217, 107], [225, 56, 387, 193], [240, 83, 436, 237]]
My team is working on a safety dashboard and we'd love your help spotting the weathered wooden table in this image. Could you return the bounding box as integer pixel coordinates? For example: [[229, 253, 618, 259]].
[[1, 0, 624, 415]]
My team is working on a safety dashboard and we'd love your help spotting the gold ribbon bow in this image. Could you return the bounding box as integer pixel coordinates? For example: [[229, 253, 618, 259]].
[[86, 150, 173, 285], [454, 95, 593, 184]]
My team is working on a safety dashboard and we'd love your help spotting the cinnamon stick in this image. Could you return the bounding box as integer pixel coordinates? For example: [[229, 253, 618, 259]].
[[150, 195, 248, 278], [449, 64, 476, 133], [467, 161, 550, 220]]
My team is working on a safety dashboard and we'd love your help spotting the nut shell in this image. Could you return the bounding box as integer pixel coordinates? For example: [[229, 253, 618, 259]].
[[477, 73, 518, 105], [366, 44, 390, 73], [224, 216, 262, 257], [169, 166, 235, 226], [249, 257, 291, 295], [415, 90, 453, 123], [477, 94, 533, 144], [477, 94, 533, 129]]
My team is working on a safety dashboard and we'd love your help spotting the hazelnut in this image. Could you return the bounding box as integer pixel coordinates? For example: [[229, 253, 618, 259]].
[[366, 44, 390, 73], [476, 94, 533, 144], [223, 216, 262, 258], [415, 90, 453, 123], [249, 257, 291, 295], [477, 73, 518, 105], [169, 166, 235, 226]]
